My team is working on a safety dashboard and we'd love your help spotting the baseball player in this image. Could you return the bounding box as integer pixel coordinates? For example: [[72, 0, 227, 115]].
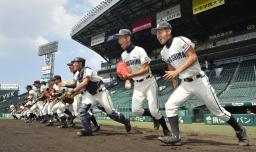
[[9, 105, 18, 119], [69, 57, 131, 136], [40, 80, 54, 124], [33, 80, 49, 123], [24, 85, 44, 123], [151, 21, 249, 146], [58, 61, 101, 130], [116, 29, 170, 136], [51, 75, 75, 128]]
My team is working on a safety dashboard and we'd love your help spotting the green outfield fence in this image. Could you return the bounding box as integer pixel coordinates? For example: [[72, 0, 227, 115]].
[[204, 114, 256, 126]]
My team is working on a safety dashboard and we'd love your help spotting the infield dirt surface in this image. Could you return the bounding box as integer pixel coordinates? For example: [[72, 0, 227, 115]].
[[0, 119, 255, 152]]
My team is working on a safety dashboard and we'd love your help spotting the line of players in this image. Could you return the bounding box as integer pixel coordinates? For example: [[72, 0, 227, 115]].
[[9, 22, 249, 146], [11, 61, 102, 131]]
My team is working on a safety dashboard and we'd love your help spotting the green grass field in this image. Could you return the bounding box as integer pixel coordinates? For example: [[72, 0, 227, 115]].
[[97, 120, 256, 138], [1, 117, 255, 138]]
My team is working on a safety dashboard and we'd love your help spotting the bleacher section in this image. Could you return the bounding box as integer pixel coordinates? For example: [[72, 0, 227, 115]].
[[219, 60, 256, 104], [107, 59, 256, 118], [0, 91, 27, 113]]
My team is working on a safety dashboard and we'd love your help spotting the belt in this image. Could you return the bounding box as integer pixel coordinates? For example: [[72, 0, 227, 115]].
[[183, 73, 204, 82], [135, 75, 152, 83], [97, 87, 105, 93]]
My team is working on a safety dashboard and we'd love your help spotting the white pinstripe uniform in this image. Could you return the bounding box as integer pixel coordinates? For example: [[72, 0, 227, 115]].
[[80, 68, 115, 115], [121, 46, 162, 120], [161, 36, 231, 121]]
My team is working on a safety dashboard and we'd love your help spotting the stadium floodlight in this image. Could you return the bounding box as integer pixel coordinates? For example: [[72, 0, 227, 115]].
[[38, 41, 58, 81], [38, 41, 58, 56]]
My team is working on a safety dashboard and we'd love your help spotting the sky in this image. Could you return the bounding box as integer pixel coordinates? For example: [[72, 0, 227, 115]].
[[0, 0, 106, 94]]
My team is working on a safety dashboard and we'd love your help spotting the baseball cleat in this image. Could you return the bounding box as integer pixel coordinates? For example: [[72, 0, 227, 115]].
[[92, 125, 101, 132], [67, 122, 75, 128], [236, 127, 249, 146], [77, 130, 92, 136], [40, 119, 47, 124], [125, 121, 131, 133], [58, 124, 68, 128], [25, 119, 32, 123], [45, 122, 53, 126], [163, 129, 171, 136], [158, 136, 182, 146]]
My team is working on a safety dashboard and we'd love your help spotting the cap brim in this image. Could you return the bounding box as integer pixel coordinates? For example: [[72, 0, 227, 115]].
[[151, 27, 165, 35], [151, 27, 172, 35], [114, 33, 131, 38]]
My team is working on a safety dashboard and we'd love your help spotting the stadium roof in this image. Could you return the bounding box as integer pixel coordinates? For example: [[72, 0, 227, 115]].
[[71, 0, 256, 62]]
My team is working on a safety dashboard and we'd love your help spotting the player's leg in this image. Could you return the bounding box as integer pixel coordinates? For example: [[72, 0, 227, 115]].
[[40, 102, 49, 124], [77, 92, 96, 136], [52, 101, 61, 121], [132, 89, 146, 116], [26, 103, 38, 123], [87, 109, 100, 132], [96, 89, 131, 132], [64, 103, 75, 127], [37, 101, 45, 121], [158, 83, 192, 145], [67, 95, 80, 127], [146, 80, 170, 136], [46, 101, 56, 126], [56, 102, 68, 128], [195, 76, 249, 146], [72, 95, 81, 116]]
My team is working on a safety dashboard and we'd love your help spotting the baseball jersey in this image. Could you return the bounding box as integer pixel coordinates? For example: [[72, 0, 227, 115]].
[[161, 36, 201, 79], [121, 46, 152, 81], [76, 67, 103, 95], [81, 67, 103, 83], [40, 85, 47, 92], [28, 90, 37, 101]]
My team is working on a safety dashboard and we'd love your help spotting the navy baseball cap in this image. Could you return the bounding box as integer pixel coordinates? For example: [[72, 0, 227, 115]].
[[67, 61, 74, 66], [72, 57, 86, 66], [151, 21, 172, 35], [115, 29, 132, 37], [52, 75, 62, 80], [33, 80, 41, 85], [26, 85, 32, 89]]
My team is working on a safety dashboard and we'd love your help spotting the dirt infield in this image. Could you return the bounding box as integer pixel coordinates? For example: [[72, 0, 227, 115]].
[[0, 120, 255, 152]]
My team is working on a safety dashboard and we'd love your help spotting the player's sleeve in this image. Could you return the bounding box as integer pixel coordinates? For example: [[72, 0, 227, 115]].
[[160, 50, 168, 64], [121, 52, 125, 61], [139, 47, 151, 64], [28, 90, 34, 99], [83, 68, 93, 79], [177, 36, 192, 53], [64, 80, 77, 88]]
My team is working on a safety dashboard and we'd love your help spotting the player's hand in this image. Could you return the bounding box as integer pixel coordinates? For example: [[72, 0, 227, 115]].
[[58, 82, 65, 87], [163, 70, 178, 80], [125, 80, 132, 89], [124, 73, 132, 80]]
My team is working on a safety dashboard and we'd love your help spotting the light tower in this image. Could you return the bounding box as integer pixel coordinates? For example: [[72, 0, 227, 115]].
[[38, 41, 58, 82]]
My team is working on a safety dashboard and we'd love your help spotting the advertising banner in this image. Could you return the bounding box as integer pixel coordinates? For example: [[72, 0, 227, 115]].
[[156, 4, 181, 24], [192, 0, 225, 15], [132, 17, 152, 33]]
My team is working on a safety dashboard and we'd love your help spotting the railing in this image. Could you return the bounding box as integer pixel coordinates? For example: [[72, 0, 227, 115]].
[[71, 0, 120, 36]]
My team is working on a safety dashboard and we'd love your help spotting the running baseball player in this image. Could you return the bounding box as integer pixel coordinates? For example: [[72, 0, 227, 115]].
[[51, 75, 75, 128], [116, 29, 170, 136], [151, 21, 249, 146], [24, 84, 44, 123], [58, 61, 101, 130], [40, 80, 54, 124], [9, 105, 18, 119], [69, 57, 131, 136], [33, 80, 49, 123]]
